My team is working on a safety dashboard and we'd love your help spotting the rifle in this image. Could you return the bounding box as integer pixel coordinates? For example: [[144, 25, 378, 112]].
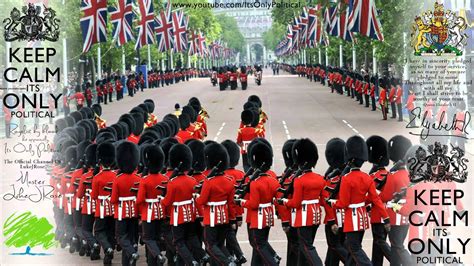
[[187, 161, 199, 177], [156, 162, 183, 195], [235, 163, 266, 198], [277, 162, 308, 199], [278, 165, 295, 187], [324, 164, 350, 203], [194, 161, 222, 193], [374, 172, 389, 190]]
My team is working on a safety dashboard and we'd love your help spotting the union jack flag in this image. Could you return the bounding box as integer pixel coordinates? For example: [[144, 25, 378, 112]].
[[80, 0, 108, 53], [109, 0, 134, 47], [135, 0, 156, 50], [298, 8, 308, 49], [155, 9, 174, 52], [172, 10, 188, 52], [291, 17, 300, 52], [324, 5, 337, 33], [307, 5, 323, 48], [285, 24, 293, 54], [329, 3, 354, 42], [197, 31, 208, 57], [347, 0, 384, 41], [188, 31, 198, 56]]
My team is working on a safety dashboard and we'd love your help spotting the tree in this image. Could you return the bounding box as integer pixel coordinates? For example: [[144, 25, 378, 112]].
[[216, 14, 245, 53], [3, 212, 56, 255]]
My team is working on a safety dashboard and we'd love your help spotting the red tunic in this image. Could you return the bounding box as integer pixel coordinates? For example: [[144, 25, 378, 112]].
[[236, 126, 263, 154], [379, 168, 410, 226], [91, 169, 116, 218], [160, 174, 198, 226], [136, 173, 169, 222], [176, 129, 194, 144], [76, 170, 96, 215], [127, 134, 140, 144], [111, 173, 141, 220], [369, 168, 390, 224], [225, 168, 245, 219], [395, 85, 403, 104], [195, 174, 236, 226]]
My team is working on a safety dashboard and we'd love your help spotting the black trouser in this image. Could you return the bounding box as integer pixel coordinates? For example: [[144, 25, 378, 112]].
[[324, 224, 347, 266], [397, 103, 403, 121], [389, 225, 412, 266], [248, 227, 277, 266], [226, 223, 244, 259], [97, 96, 102, 104], [297, 225, 323, 266], [63, 213, 75, 243], [64, 106, 70, 116], [142, 220, 163, 265], [104, 93, 108, 105], [86, 99, 92, 107], [53, 206, 64, 240], [351, 88, 355, 98], [73, 209, 83, 241], [162, 220, 176, 266], [109, 92, 113, 102], [241, 82, 247, 90], [286, 226, 299, 265], [116, 218, 139, 266], [172, 222, 202, 265], [129, 88, 134, 97], [231, 81, 237, 90], [116, 91, 120, 101], [359, 93, 364, 104], [219, 83, 225, 91], [344, 231, 371, 266], [82, 213, 98, 248], [390, 102, 397, 118], [94, 217, 115, 251], [76, 104, 83, 110], [242, 153, 250, 172], [371, 96, 376, 111], [365, 95, 370, 107], [371, 223, 391, 266], [346, 86, 351, 97], [204, 224, 231, 265], [381, 104, 388, 120]]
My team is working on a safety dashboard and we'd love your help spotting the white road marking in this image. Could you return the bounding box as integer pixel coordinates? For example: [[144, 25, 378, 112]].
[[213, 122, 226, 141], [342, 120, 365, 139], [282, 120, 291, 140]]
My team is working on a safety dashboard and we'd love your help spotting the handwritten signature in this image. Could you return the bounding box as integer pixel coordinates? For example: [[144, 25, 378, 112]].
[[3, 184, 57, 203], [407, 107, 471, 140]]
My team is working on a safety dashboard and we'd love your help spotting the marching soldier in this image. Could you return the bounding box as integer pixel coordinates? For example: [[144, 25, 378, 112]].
[[239, 67, 248, 90], [144, 99, 159, 128], [115, 75, 123, 101], [85, 82, 93, 107], [195, 143, 237, 265], [366, 136, 392, 266], [60, 145, 78, 250], [176, 113, 194, 143], [91, 142, 117, 265], [328, 135, 389, 266], [111, 141, 141, 265], [96, 80, 103, 104], [363, 75, 370, 108], [322, 138, 348, 266], [381, 136, 413, 266], [379, 79, 388, 120], [235, 141, 280, 266], [394, 79, 404, 122], [370, 77, 377, 111], [160, 144, 203, 265], [236, 110, 264, 172], [108, 77, 114, 103], [280, 138, 325, 265]]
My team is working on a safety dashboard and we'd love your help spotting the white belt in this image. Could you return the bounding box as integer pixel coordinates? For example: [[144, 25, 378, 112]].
[[301, 199, 319, 227], [208, 201, 227, 227], [98, 195, 110, 219], [386, 199, 406, 208], [173, 199, 194, 226], [65, 193, 74, 215], [258, 203, 273, 229], [118, 196, 136, 221], [336, 209, 344, 228], [75, 197, 82, 211], [145, 198, 160, 223], [349, 202, 365, 231], [86, 194, 92, 215]]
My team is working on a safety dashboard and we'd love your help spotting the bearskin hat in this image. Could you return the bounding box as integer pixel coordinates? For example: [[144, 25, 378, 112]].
[[131, 112, 144, 136], [79, 107, 94, 120], [77, 120, 92, 141], [119, 114, 136, 136], [110, 124, 124, 140], [188, 97, 201, 109], [144, 99, 155, 113], [163, 119, 178, 136], [55, 118, 68, 133], [366, 135, 389, 166], [282, 139, 296, 168], [84, 143, 98, 168], [62, 127, 79, 143], [76, 140, 92, 168], [96, 131, 116, 145], [248, 95, 262, 108], [65, 146, 78, 170], [92, 104, 102, 116], [117, 121, 129, 139], [159, 137, 179, 168], [345, 135, 368, 163], [116, 141, 139, 174], [204, 143, 229, 172], [143, 144, 165, 174], [168, 144, 193, 172], [138, 103, 150, 114], [187, 140, 206, 172], [248, 142, 272, 172], [65, 116, 75, 127], [221, 140, 240, 168], [388, 135, 412, 162], [69, 111, 83, 123], [97, 142, 116, 167], [98, 127, 117, 140], [182, 105, 197, 123], [292, 138, 318, 170], [86, 119, 98, 139], [243, 101, 258, 110], [74, 126, 86, 143], [325, 138, 346, 169], [179, 113, 191, 131], [241, 110, 254, 125]]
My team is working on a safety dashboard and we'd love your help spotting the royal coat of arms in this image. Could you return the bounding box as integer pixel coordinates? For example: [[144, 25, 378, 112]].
[[3, 3, 60, 42], [408, 142, 468, 183], [411, 2, 468, 56]]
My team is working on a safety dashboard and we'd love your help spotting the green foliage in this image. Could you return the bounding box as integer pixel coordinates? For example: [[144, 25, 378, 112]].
[[216, 14, 245, 52], [263, 23, 286, 51]]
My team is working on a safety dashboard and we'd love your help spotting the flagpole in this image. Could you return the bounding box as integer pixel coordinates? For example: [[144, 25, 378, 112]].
[[318, 47, 321, 64], [122, 46, 126, 74], [63, 38, 68, 87], [339, 44, 343, 68], [325, 47, 328, 66], [147, 45, 151, 70], [97, 45, 102, 79], [372, 47, 377, 74], [170, 51, 174, 69], [352, 44, 356, 71], [187, 55, 191, 68], [161, 57, 165, 70], [403, 32, 408, 81]]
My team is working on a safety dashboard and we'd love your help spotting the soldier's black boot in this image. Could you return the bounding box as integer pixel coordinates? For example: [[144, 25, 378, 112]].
[[90, 243, 101, 260]]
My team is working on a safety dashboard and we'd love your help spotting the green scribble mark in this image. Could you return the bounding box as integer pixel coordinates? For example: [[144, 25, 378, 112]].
[[3, 212, 56, 255]]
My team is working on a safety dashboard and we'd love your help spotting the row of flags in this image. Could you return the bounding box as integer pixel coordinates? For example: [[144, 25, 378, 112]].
[[80, 0, 235, 60], [275, 0, 384, 57]]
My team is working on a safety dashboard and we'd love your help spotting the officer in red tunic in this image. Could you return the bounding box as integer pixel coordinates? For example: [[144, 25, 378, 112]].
[[239, 67, 248, 90], [69, 85, 85, 110], [160, 144, 203, 265], [363, 75, 370, 108], [221, 140, 247, 264], [217, 69, 226, 91], [405, 89, 416, 127], [329, 135, 390, 266], [370, 77, 377, 111], [111, 141, 141, 265], [235, 142, 280, 266], [91, 142, 117, 265], [60, 146, 78, 250], [127, 112, 144, 144], [144, 99, 158, 127], [321, 138, 349, 266], [380, 135, 413, 266], [195, 143, 237, 265], [85, 82, 93, 107], [176, 113, 194, 144], [379, 79, 388, 120], [229, 68, 238, 90], [366, 136, 392, 266], [388, 78, 397, 119], [115, 75, 123, 101], [395, 79, 404, 122], [236, 110, 264, 172], [280, 138, 326, 265]]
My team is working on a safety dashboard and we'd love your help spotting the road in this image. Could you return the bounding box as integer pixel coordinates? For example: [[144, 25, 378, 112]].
[[9, 69, 472, 265]]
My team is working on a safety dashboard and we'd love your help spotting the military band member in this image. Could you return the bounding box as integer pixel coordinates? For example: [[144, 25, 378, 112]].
[[280, 138, 325, 266], [328, 136, 390, 266], [60, 145, 79, 250], [366, 136, 392, 266]]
